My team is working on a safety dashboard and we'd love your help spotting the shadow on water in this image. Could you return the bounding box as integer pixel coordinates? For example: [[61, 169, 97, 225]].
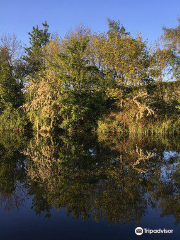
[[0, 132, 180, 239]]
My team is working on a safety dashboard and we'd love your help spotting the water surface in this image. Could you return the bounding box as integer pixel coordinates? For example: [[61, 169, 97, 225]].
[[0, 132, 180, 240]]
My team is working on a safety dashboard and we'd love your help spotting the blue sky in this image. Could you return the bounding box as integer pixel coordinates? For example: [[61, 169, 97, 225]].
[[0, 0, 180, 45]]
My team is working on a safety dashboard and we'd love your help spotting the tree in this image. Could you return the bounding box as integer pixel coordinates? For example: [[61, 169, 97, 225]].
[[24, 21, 51, 76], [56, 27, 107, 130], [25, 27, 107, 131], [162, 18, 180, 80], [0, 35, 24, 112], [0, 35, 26, 130], [92, 20, 156, 105]]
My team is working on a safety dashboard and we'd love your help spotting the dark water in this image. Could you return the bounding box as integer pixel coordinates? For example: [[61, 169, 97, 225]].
[[0, 132, 180, 240]]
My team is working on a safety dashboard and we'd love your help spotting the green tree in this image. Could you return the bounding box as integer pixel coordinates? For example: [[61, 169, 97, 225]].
[[24, 21, 51, 76], [0, 40, 23, 112], [56, 27, 107, 130], [0, 35, 26, 130], [25, 27, 107, 132]]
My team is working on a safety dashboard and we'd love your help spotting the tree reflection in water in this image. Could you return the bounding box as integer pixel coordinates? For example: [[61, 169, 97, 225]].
[[0, 132, 180, 224]]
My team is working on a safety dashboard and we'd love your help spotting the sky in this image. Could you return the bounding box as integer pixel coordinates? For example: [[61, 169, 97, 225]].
[[0, 0, 180, 45]]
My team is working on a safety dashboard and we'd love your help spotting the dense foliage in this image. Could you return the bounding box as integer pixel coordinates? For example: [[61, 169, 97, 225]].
[[0, 19, 180, 133]]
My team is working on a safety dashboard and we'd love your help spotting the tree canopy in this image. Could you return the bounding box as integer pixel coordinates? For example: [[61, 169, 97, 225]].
[[0, 19, 180, 133]]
